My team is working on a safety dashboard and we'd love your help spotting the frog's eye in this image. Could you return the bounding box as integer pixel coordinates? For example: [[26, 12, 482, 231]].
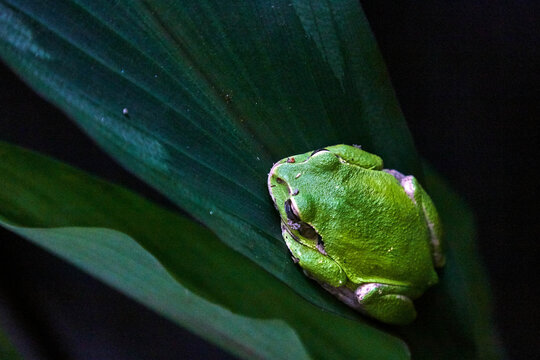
[[284, 199, 319, 240], [284, 199, 301, 222]]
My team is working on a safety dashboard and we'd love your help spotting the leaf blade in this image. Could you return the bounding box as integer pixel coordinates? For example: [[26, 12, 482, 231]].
[[0, 324, 23, 360], [0, 0, 502, 357], [0, 0, 420, 315], [0, 141, 410, 360], [2, 225, 312, 360]]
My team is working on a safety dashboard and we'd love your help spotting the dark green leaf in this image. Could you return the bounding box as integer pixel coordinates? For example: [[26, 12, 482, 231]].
[[0, 323, 23, 360], [0, 141, 410, 359], [0, 0, 501, 357], [397, 165, 503, 359], [0, 0, 420, 315]]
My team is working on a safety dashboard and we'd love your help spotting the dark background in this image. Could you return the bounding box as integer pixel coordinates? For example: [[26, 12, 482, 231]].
[[1, 1, 538, 359]]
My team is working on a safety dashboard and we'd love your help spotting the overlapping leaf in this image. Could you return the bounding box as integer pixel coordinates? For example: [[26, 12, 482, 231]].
[[0, 141, 409, 359]]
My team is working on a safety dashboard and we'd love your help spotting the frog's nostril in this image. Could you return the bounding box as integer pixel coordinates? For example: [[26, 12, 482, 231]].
[[275, 177, 285, 184]]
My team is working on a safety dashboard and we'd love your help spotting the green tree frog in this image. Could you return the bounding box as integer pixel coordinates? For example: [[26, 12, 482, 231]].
[[267, 144, 445, 325]]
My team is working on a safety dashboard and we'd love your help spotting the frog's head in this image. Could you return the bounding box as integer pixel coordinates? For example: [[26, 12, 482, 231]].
[[267, 145, 388, 246], [267, 150, 334, 242]]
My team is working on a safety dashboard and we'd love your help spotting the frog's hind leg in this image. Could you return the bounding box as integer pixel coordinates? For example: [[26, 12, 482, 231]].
[[416, 180, 446, 267], [384, 172, 446, 268], [355, 283, 423, 325]]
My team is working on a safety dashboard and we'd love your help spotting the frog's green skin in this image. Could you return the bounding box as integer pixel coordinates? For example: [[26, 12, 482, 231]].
[[267, 144, 444, 325]]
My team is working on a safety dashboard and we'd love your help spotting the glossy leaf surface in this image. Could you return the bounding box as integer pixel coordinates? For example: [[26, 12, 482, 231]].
[[0, 141, 409, 360], [0, 0, 420, 314], [0, 0, 501, 358]]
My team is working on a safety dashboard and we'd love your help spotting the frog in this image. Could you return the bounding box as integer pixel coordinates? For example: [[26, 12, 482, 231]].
[[267, 144, 445, 325]]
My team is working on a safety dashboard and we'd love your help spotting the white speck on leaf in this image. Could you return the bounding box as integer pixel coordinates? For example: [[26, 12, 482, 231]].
[[98, 116, 169, 173]]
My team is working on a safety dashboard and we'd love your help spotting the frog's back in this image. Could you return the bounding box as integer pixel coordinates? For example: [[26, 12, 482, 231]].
[[311, 165, 438, 288]]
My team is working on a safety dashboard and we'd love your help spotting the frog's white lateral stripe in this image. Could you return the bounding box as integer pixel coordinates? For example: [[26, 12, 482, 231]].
[[400, 176, 417, 204], [382, 168, 406, 181], [355, 283, 381, 301], [267, 162, 282, 203], [423, 205, 445, 267], [383, 169, 417, 204], [320, 283, 362, 310]]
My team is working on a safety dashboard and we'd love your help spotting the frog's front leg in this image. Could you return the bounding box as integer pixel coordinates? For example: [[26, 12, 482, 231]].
[[324, 144, 384, 170], [355, 283, 424, 325], [281, 226, 347, 288]]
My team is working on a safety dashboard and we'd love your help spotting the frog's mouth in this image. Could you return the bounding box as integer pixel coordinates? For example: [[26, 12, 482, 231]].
[[267, 156, 327, 255], [282, 199, 327, 255]]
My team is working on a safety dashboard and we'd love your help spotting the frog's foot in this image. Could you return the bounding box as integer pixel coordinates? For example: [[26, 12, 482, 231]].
[[281, 226, 348, 288], [355, 283, 422, 325]]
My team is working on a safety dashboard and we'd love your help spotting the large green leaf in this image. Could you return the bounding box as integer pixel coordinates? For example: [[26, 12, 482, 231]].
[[0, 141, 501, 358], [0, 0, 420, 315], [0, 141, 409, 359], [0, 0, 501, 357]]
